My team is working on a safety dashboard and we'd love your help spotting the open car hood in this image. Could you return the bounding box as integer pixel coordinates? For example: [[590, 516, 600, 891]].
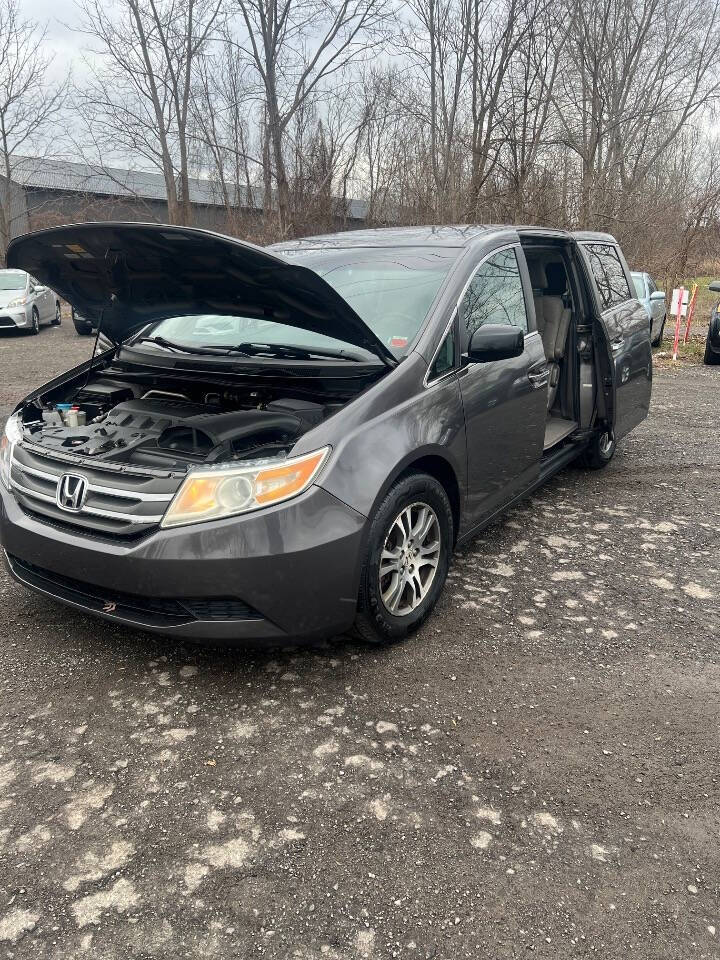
[[7, 222, 397, 366]]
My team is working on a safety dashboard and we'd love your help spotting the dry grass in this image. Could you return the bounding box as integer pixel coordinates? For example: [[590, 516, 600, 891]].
[[652, 334, 707, 368]]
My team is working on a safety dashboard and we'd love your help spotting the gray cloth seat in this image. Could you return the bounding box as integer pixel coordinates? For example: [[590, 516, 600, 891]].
[[541, 296, 571, 410], [527, 260, 547, 334], [527, 259, 571, 411]]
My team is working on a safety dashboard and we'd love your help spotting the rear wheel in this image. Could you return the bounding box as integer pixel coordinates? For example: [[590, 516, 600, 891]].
[[353, 472, 453, 645], [29, 307, 40, 335], [52, 301, 61, 325], [580, 429, 616, 469], [704, 332, 720, 365]]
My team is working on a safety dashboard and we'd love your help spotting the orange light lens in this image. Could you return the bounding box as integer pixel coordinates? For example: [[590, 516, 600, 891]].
[[255, 450, 327, 505], [171, 476, 221, 515]]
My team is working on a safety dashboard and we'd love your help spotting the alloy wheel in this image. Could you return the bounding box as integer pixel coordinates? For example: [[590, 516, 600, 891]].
[[599, 432, 614, 456], [379, 501, 441, 616]]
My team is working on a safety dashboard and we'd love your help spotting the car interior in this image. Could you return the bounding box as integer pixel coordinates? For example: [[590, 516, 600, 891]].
[[523, 246, 583, 452]]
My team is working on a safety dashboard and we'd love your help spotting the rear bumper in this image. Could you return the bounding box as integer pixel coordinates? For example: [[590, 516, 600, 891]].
[[0, 482, 368, 643]]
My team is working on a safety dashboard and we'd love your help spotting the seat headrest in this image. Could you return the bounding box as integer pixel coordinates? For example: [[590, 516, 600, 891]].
[[545, 262, 567, 295], [527, 260, 547, 289]]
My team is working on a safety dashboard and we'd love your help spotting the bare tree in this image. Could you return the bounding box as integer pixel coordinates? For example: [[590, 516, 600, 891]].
[[76, 0, 223, 225], [498, 6, 564, 221], [557, 0, 720, 228], [466, 0, 546, 217], [0, 0, 67, 263], [231, 0, 390, 234], [399, 0, 474, 219], [191, 32, 262, 228]]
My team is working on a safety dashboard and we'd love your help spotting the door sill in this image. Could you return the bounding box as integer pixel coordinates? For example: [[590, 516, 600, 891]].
[[544, 416, 577, 451]]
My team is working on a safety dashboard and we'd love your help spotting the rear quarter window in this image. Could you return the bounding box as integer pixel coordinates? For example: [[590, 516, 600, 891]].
[[584, 244, 632, 311]]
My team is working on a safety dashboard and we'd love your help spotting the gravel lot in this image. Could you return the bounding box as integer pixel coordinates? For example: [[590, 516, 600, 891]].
[[1, 318, 719, 960]]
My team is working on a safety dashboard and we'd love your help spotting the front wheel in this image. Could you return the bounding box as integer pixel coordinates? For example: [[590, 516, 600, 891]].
[[353, 472, 453, 645], [52, 301, 61, 325], [29, 307, 40, 335], [580, 429, 616, 469]]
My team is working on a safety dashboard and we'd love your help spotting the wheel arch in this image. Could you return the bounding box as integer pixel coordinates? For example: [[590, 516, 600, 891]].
[[368, 450, 462, 548]]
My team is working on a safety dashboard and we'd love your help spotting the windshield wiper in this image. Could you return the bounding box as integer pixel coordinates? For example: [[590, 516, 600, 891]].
[[131, 335, 226, 356], [220, 342, 365, 362], [131, 336, 368, 362]]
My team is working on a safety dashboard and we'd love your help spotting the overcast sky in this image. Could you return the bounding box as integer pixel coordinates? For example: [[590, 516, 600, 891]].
[[25, 0, 86, 83]]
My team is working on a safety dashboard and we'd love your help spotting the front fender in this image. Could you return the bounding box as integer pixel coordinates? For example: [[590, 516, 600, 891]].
[[316, 369, 467, 523]]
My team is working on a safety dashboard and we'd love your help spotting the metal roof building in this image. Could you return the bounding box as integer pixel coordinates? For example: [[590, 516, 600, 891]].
[[3, 156, 369, 241]]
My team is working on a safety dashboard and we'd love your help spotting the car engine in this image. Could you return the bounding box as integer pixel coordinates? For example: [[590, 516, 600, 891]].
[[21, 376, 336, 471]]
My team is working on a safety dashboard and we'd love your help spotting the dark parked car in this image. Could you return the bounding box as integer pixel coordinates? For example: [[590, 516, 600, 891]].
[[704, 279, 720, 364], [0, 223, 652, 644], [72, 305, 95, 336]]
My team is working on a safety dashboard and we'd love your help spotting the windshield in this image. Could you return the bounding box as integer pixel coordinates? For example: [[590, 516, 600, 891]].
[[631, 273, 645, 299], [284, 247, 457, 355], [0, 271, 27, 291], [132, 246, 457, 361], [132, 314, 373, 360]]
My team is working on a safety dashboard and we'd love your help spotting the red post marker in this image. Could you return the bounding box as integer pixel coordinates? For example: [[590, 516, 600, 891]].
[[683, 283, 698, 344], [672, 286, 684, 361]]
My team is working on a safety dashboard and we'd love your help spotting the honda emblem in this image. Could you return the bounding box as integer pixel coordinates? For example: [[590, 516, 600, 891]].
[[56, 473, 88, 512]]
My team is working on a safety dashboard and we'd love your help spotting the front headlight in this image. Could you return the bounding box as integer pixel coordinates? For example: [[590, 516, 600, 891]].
[[6, 296, 28, 308], [0, 413, 22, 491], [160, 446, 330, 528]]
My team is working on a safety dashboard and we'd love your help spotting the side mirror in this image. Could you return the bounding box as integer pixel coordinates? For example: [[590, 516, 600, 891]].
[[708, 281, 720, 293], [467, 324, 524, 363], [649, 290, 666, 301], [33, 285, 46, 293]]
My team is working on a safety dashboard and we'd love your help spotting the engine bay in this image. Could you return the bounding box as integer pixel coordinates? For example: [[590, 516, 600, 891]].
[[19, 371, 347, 472]]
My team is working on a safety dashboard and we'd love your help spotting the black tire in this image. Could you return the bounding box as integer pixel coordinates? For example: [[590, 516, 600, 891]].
[[52, 301, 61, 325], [73, 320, 94, 336], [651, 315, 665, 348], [29, 307, 40, 335], [579, 429, 616, 469], [353, 472, 453, 645], [703, 332, 720, 365]]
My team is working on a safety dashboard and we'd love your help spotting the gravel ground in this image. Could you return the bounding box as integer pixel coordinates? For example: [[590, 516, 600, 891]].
[[0, 319, 719, 960]]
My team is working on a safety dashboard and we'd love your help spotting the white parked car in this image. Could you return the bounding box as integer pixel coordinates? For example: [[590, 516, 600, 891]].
[[0, 269, 61, 335]]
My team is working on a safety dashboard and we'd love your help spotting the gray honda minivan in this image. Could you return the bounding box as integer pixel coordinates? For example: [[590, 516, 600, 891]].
[[0, 223, 651, 644]]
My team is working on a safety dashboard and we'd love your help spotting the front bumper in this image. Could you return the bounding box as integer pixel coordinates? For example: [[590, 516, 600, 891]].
[[0, 482, 368, 643], [0, 309, 29, 329]]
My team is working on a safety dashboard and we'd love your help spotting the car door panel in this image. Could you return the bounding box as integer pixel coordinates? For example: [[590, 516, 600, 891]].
[[581, 244, 652, 440], [601, 301, 652, 438], [456, 245, 547, 529], [28, 278, 43, 321], [460, 331, 547, 525]]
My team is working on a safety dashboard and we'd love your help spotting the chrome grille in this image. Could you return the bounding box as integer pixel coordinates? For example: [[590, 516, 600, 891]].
[[9, 443, 182, 537]]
